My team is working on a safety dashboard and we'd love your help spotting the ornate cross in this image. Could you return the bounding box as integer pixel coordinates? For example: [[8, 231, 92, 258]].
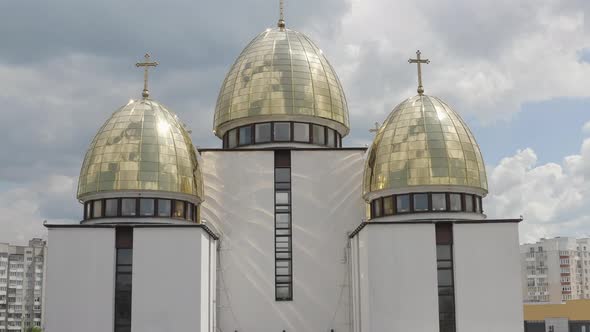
[[135, 53, 159, 99], [369, 122, 380, 134], [408, 50, 430, 95]]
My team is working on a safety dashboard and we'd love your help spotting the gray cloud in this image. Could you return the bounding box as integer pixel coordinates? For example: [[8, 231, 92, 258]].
[[0, 0, 589, 243]]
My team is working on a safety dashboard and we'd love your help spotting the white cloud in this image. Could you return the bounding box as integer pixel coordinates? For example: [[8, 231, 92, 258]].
[[312, 0, 590, 134], [0, 175, 79, 244], [486, 133, 590, 243], [583, 121, 590, 135]]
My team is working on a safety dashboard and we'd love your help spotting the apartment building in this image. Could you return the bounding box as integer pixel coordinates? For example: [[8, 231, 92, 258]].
[[521, 237, 590, 304], [0, 239, 46, 332]]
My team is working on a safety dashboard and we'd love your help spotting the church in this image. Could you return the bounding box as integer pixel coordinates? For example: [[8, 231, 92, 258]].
[[43, 4, 524, 332]]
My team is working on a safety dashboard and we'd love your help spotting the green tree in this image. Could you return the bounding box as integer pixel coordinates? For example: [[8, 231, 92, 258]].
[[25, 327, 43, 332]]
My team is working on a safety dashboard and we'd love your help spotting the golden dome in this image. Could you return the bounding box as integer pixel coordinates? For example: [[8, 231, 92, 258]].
[[363, 95, 488, 199], [213, 27, 350, 138], [77, 99, 204, 202]]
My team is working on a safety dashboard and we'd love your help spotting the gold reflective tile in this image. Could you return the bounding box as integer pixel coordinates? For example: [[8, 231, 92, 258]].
[[363, 95, 488, 196], [78, 99, 203, 200]]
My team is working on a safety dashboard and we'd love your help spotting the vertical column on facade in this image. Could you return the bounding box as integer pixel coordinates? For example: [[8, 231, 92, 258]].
[[274, 150, 293, 301], [115, 228, 133, 332], [436, 223, 456, 332]]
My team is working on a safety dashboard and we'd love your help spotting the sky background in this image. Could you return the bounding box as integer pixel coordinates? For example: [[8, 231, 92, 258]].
[[0, 0, 589, 245]]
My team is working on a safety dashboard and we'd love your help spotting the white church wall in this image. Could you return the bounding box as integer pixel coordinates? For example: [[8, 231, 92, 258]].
[[201, 149, 365, 332], [453, 223, 524, 332], [44, 228, 116, 332], [353, 223, 440, 332], [131, 227, 217, 332]]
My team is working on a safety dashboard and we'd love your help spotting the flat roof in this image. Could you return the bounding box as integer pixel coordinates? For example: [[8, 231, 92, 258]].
[[524, 300, 590, 321]]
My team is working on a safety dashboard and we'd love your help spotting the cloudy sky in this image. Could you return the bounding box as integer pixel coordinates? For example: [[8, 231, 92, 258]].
[[0, 0, 588, 245]]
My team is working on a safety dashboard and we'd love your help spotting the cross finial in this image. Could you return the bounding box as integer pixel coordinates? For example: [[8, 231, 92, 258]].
[[135, 53, 159, 99], [369, 122, 380, 134], [278, 0, 286, 29], [408, 50, 430, 95]]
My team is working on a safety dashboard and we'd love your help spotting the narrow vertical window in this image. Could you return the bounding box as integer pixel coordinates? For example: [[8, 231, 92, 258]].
[[275, 150, 292, 301], [436, 223, 455, 332], [312, 125, 325, 145], [239, 126, 252, 146], [92, 200, 103, 218], [115, 228, 133, 332], [227, 129, 237, 148]]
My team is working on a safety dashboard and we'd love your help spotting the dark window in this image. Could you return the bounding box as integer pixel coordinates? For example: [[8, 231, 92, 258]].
[[121, 199, 137, 217], [449, 194, 462, 211], [92, 200, 103, 218], [293, 123, 310, 142], [255, 123, 271, 143], [312, 125, 325, 145], [432, 193, 447, 211], [326, 128, 335, 147], [383, 196, 394, 215], [105, 199, 118, 217], [274, 122, 291, 141], [275, 150, 292, 301], [114, 228, 133, 332], [85, 202, 91, 219], [464, 195, 474, 212], [413, 193, 429, 212], [396, 194, 410, 213], [475, 196, 481, 213], [139, 199, 154, 217], [239, 126, 252, 146], [186, 204, 193, 221], [227, 129, 237, 148], [275, 168, 290, 182], [157, 199, 171, 217], [173, 201, 185, 219], [436, 223, 455, 332], [372, 198, 382, 218]]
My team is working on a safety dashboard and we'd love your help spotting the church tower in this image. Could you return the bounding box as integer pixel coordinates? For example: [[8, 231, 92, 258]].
[[44, 55, 219, 332], [349, 51, 523, 332]]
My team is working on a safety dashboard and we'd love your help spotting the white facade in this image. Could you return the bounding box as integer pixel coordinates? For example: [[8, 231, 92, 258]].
[[521, 237, 590, 303], [0, 238, 46, 332], [44, 228, 116, 332], [44, 225, 217, 332], [43, 148, 526, 332], [132, 228, 217, 332], [454, 223, 523, 331], [350, 224, 440, 332], [201, 149, 365, 332]]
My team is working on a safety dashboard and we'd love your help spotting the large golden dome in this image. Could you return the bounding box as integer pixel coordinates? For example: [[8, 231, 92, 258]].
[[213, 27, 350, 138], [363, 95, 487, 199], [77, 99, 204, 202]]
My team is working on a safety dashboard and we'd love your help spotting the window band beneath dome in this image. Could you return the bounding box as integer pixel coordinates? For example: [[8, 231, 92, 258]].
[[83, 197, 199, 222], [369, 192, 483, 220], [222, 121, 341, 149]]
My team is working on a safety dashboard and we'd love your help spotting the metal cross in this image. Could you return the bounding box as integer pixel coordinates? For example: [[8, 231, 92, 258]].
[[278, 0, 286, 28], [369, 122, 380, 134], [135, 53, 159, 99], [408, 50, 430, 95]]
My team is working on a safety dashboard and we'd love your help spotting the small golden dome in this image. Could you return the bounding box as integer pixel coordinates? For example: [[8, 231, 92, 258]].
[[363, 95, 488, 199], [77, 99, 203, 202], [213, 27, 350, 138]]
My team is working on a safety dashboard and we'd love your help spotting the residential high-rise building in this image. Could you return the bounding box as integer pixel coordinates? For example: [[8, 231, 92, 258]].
[[0, 238, 46, 332], [521, 237, 590, 304]]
